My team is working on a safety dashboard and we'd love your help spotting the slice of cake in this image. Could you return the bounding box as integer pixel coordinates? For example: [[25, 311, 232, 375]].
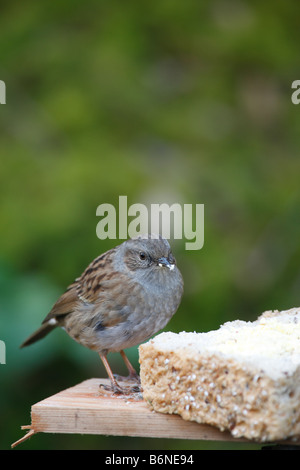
[[139, 308, 300, 442]]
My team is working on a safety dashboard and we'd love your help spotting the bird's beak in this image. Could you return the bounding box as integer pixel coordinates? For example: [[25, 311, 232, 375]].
[[157, 257, 175, 271]]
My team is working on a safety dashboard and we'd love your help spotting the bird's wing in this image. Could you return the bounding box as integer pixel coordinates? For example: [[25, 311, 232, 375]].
[[76, 247, 118, 304], [42, 247, 135, 328], [77, 247, 140, 329], [41, 281, 79, 324]]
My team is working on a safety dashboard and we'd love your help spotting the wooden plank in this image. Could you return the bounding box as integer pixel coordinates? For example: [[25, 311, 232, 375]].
[[12, 378, 299, 447], [30, 378, 248, 442]]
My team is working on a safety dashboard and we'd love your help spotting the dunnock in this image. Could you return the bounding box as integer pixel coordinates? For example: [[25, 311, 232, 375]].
[[21, 234, 184, 393]]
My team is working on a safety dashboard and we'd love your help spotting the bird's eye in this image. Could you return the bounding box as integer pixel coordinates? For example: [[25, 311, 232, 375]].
[[139, 251, 146, 260]]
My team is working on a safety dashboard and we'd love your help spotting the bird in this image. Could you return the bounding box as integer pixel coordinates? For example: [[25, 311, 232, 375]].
[[21, 234, 184, 394]]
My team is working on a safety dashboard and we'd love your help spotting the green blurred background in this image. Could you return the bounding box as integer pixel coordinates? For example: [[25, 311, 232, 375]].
[[1, 0, 299, 450]]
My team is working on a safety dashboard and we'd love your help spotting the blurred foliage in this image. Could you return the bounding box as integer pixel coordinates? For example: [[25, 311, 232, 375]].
[[0, 0, 299, 450]]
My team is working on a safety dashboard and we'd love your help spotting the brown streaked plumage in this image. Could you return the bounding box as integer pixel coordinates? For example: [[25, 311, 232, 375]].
[[21, 234, 184, 394]]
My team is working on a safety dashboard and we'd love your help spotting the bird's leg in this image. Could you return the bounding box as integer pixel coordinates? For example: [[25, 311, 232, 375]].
[[99, 353, 123, 394], [120, 350, 140, 384]]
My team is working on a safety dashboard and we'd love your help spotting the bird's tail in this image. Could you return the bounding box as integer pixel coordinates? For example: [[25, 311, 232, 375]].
[[20, 319, 58, 348]]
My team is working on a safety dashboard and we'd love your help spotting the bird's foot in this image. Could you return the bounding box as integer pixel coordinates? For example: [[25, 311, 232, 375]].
[[113, 372, 141, 384], [99, 380, 141, 396]]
